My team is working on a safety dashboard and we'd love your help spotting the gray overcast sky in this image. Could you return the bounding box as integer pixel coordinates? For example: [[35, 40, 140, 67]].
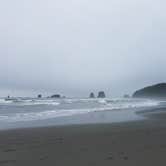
[[0, 0, 166, 97]]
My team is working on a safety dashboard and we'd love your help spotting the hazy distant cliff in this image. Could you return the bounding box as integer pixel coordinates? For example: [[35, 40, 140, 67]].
[[133, 83, 166, 98]]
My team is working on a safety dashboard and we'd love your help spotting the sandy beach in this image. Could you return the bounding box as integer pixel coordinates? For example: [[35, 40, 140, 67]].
[[0, 109, 166, 166]]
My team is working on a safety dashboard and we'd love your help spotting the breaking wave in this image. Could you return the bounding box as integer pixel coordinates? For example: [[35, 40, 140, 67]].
[[0, 98, 160, 122]]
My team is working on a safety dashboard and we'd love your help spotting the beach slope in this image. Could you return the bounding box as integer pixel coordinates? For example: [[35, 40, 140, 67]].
[[0, 111, 166, 166]]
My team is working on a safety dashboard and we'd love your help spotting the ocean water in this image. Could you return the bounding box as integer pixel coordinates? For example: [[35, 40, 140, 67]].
[[0, 98, 161, 130]]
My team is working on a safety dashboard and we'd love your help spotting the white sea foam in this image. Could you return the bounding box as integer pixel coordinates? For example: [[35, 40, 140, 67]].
[[0, 108, 93, 122], [105, 99, 159, 110], [0, 98, 160, 123], [1, 99, 60, 106], [0, 99, 13, 104], [23, 100, 60, 106], [98, 99, 107, 104]]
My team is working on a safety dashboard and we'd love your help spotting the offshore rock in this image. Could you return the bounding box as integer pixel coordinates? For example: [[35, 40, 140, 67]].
[[97, 91, 106, 98], [51, 94, 61, 98], [89, 92, 95, 98]]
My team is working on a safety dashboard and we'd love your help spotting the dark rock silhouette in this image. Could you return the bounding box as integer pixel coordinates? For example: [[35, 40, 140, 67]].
[[97, 91, 106, 98], [133, 83, 166, 98], [38, 94, 42, 98], [5, 96, 11, 101], [51, 94, 61, 98], [89, 92, 95, 98], [124, 94, 130, 98]]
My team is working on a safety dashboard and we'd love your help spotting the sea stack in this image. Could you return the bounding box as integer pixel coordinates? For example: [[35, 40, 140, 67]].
[[38, 94, 42, 98], [97, 91, 106, 98], [89, 92, 95, 98]]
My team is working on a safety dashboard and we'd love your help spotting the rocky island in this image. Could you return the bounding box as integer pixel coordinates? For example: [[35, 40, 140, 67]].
[[37, 94, 42, 98]]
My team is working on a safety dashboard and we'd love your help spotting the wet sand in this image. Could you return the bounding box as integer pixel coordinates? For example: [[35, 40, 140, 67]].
[[0, 110, 166, 166]]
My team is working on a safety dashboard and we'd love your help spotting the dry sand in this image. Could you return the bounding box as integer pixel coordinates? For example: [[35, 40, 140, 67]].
[[0, 110, 166, 166]]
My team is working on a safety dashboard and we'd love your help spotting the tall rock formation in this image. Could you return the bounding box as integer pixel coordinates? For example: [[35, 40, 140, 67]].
[[89, 92, 95, 98], [97, 91, 106, 98]]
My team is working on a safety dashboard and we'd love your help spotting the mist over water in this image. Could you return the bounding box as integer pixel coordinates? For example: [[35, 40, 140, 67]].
[[1, 0, 166, 97]]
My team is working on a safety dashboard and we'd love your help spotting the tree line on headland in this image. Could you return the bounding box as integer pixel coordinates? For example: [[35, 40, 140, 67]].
[[132, 83, 166, 98]]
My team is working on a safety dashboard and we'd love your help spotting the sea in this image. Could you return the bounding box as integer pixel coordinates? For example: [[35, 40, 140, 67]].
[[0, 97, 163, 130]]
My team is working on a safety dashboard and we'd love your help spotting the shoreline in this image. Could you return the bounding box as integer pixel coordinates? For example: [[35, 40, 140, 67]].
[[0, 105, 164, 132]]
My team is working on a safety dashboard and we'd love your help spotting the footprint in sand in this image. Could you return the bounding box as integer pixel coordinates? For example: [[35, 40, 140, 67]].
[[123, 156, 128, 160], [0, 160, 16, 164], [118, 152, 129, 160], [39, 156, 48, 161], [55, 137, 64, 143], [106, 153, 114, 160], [3, 149, 16, 152]]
